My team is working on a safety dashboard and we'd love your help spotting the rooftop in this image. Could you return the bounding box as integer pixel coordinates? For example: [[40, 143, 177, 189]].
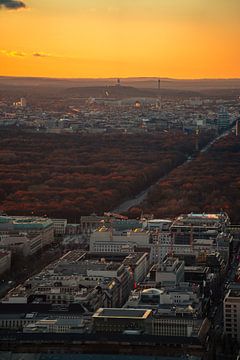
[[93, 308, 152, 319], [0, 216, 53, 229], [227, 290, 240, 298]]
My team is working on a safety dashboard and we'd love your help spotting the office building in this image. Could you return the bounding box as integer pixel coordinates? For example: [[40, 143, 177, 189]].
[[93, 308, 152, 334], [155, 257, 185, 286], [0, 216, 54, 247], [224, 290, 240, 342], [51, 218, 67, 236]]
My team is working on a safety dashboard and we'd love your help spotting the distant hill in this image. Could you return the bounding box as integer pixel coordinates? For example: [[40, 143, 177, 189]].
[[1, 76, 240, 90], [0, 77, 240, 99], [63, 85, 198, 99]]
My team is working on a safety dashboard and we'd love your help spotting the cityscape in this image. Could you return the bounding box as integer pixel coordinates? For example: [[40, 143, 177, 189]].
[[1, 0, 240, 360]]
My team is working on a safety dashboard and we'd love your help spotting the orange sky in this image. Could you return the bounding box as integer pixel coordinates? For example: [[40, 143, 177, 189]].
[[0, 0, 240, 78]]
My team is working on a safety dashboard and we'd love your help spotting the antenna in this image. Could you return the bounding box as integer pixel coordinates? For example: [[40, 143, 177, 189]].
[[157, 79, 162, 110], [195, 128, 199, 152]]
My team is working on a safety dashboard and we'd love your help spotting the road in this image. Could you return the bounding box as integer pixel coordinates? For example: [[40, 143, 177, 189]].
[[113, 130, 230, 213]]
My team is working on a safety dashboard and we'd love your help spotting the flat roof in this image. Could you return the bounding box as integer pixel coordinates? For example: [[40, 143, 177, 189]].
[[0, 216, 53, 229], [228, 290, 240, 298], [93, 308, 152, 319], [148, 219, 172, 223]]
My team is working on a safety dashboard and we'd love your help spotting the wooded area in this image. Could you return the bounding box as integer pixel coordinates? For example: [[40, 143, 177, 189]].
[[0, 130, 213, 220], [139, 133, 240, 223]]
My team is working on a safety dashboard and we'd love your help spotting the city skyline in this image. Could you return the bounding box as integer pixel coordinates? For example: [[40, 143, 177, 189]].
[[0, 0, 240, 78]]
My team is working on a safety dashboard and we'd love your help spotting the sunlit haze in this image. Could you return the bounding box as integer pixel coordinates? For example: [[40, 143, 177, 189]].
[[0, 0, 240, 78]]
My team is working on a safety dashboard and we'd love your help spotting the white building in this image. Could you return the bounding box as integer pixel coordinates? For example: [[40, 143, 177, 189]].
[[156, 257, 185, 286], [151, 316, 209, 338], [125, 285, 199, 309], [90, 227, 154, 259], [0, 216, 54, 248], [23, 318, 86, 333]]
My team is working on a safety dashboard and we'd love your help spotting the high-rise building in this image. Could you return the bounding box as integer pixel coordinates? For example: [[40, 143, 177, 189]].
[[217, 106, 230, 131]]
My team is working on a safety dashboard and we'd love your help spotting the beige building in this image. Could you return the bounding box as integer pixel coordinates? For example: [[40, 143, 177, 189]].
[[51, 218, 67, 236], [224, 290, 240, 341], [0, 233, 42, 256], [90, 227, 151, 255]]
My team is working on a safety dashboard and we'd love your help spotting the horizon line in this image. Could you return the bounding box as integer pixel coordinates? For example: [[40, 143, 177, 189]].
[[1, 75, 240, 81]]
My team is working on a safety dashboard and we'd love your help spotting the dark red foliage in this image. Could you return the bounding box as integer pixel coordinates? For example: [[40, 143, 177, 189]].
[[140, 133, 240, 223], [0, 129, 213, 221]]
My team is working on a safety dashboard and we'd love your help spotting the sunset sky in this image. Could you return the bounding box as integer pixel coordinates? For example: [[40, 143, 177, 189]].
[[0, 0, 240, 78]]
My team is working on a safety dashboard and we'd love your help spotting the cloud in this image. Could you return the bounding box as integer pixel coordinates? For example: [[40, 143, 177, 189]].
[[0, 50, 26, 57], [32, 52, 50, 58], [0, 0, 26, 10], [1, 50, 52, 58]]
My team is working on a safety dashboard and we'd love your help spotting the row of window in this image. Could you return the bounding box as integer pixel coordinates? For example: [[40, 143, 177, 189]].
[[0, 319, 31, 328]]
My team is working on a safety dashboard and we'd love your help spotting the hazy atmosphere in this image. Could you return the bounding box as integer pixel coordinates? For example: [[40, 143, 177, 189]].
[[1, 0, 240, 78]]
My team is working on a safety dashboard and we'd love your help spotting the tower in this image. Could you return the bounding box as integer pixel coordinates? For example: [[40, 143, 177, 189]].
[[195, 128, 199, 152], [20, 98, 27, 107], [157, 79, 162, 110], [116, 78, 121, 87]]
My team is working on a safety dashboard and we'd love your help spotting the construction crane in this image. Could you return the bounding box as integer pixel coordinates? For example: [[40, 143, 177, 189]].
[[190, 224, 194, 252]]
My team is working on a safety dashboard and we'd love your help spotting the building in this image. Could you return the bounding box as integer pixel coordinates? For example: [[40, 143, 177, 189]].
[[51, 218, 67, 236], [155, 257, 185, 286], [93, 308, 152, 333], [0, 233, 42, 256], [224, 290, 240, 342], [90, 227, 151, 249], [0, 305, 90, 332], [66, 223, 81, 235], [171, 213, 229, 230], [23, 318, 86, 333], [122, 252, 149, 283], [92, 307, 210, 342], [157, 213, 231, 262], [143, 219, 172, 231], [0, 250, 11, 275], [13, 97, 27, 108], [0, 216, 54, 247], [90, 227, 155, 261], [218, 106, 230, 131], [80, 215, 108, 234], [151, 313, 209, 339], [124, 285, 200, 311], [2, 251, 133, 310]]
